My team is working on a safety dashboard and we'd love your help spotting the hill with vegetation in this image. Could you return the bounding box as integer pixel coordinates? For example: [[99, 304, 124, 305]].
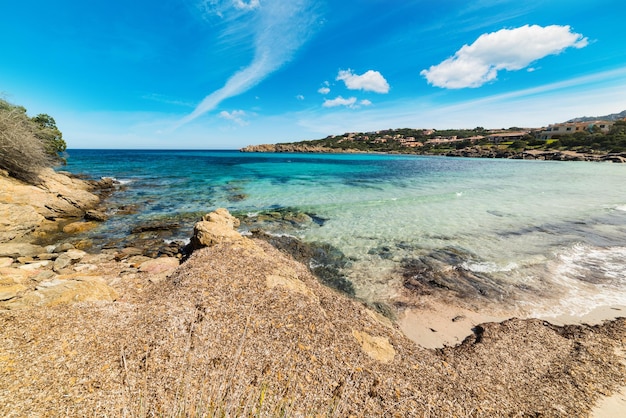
[[242, 116, 626, 159]]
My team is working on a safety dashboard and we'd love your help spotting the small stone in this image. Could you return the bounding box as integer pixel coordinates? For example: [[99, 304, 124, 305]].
[[84, 209, 108, 222], [55, 243, 75, 253], [65, 249, 87, 261], [36, 253, 58, 261], [53, 254, 73, 272]]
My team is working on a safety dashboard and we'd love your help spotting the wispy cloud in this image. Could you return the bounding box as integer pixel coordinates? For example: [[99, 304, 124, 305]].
[[421, 24, 588, 89], [336, 69, 390, 93], [219, 109, 248, 125], [323, 96, 357, 108], [177, 0, 319, 127], [318, 86, 330, 95], [233, 0, 260, 11]]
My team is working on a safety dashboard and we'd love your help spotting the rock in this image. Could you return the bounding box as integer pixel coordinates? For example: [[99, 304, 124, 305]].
[[0, 169, 100, 242], [352, 330, 396, 363], [0, 202, 44, 242], [52, 250, 86, 273], [52, 250, 82, 273], [0, 267, 33, 284], [0, 281, 27, 302], [54, 243, 75, 253], [131, 221, 180, 234], [126, 255, 153, 267], [36, 253, 58, 261], [191, 209, 243, 249], [115, 247, 144, 260], [84, 209, 108, 222], [73, 264, 98, 272], [0, 243, 46, 258], [66, 249, 87, 261], [0, 257, 13, 268], [18, 261, 53, 271], [14, 276, 119, 307], [62, 221, 97, 234], [139, 257, 180, 283], [138, 257, 179, 274], [81, 253, 115, 264]]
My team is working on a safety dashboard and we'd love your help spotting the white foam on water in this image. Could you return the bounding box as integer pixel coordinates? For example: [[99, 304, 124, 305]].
[[526, 244, 626, 318], [460, 260, 519, 274]]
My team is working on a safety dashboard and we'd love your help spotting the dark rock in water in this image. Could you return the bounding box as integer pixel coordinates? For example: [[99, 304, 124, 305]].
[[131, 221, 181, 234], [401, 247, 508, 301], [85, 209, 108, 222], [114, 204, 140, 215], [252, 230, 355, 296], [368, 245, 394, 260], [227, 193, 248, 202], [307, 213, 328, 226], [236, 207, 322, 235]]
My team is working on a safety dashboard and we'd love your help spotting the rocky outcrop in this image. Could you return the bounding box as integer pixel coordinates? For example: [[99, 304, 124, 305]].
[[241, 143, 364, 153], [189, 207, 243, 249], [0, 168, 102, 243], [242, 143, 626, 163]]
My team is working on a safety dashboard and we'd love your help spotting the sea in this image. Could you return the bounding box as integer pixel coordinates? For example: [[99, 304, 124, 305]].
[[62, 149, 626, 318]]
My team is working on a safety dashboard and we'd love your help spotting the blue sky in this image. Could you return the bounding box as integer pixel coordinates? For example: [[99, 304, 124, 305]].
[[1, 0, 625, 149]]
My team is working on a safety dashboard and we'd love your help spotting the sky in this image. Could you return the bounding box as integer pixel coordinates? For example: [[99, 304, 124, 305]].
[[1, 0, 626, 149]]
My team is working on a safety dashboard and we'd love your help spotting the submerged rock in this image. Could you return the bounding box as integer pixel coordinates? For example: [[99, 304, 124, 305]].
[[401, 247, 508, 301], [252, 230, 355, 296]]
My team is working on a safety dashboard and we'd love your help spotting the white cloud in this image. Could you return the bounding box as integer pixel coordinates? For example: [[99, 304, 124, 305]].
[[296, 94, 305, 100], [337, 69, 390, 93], [421, 24, 588, 89], [323, 96, 357, 108], [178, 0, 319, 127], [219, 109, 248, 125], [360, 99, 372, 106], [233, 0, 259, 10], [318, 86, 330, 94]]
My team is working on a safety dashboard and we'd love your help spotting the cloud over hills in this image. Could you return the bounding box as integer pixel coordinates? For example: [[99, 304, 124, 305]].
[[421, 24, 588, 89]]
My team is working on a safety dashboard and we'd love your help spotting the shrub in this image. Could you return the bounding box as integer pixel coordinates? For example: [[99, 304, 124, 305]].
[[0, 100, 52, 183]]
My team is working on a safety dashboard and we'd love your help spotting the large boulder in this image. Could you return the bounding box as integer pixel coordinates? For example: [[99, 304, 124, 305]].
[[190, 208, 243, 249]]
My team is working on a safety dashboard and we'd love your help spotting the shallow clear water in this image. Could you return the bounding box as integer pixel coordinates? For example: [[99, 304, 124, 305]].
[[63, 149, 626, 316]]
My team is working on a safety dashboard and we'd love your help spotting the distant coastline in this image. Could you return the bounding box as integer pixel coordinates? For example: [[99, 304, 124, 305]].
[[241, 118, 626, 162], [240, 142, 626, 163]]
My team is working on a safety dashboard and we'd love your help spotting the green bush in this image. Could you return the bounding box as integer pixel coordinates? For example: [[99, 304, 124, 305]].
[[0, 99, 57, 183]]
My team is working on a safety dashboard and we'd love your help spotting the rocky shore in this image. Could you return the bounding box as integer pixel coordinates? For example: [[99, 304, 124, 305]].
[[1, 169, 625, 416], [241, 143, 626, 162]]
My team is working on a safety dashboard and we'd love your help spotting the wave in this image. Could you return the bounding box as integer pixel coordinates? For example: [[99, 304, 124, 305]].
[[460, 260, 518, 273], [527, 243, 626, 318]]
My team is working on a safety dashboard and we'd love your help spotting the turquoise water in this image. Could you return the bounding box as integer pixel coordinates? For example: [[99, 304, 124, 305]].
[[63, 150, 626, 317]]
